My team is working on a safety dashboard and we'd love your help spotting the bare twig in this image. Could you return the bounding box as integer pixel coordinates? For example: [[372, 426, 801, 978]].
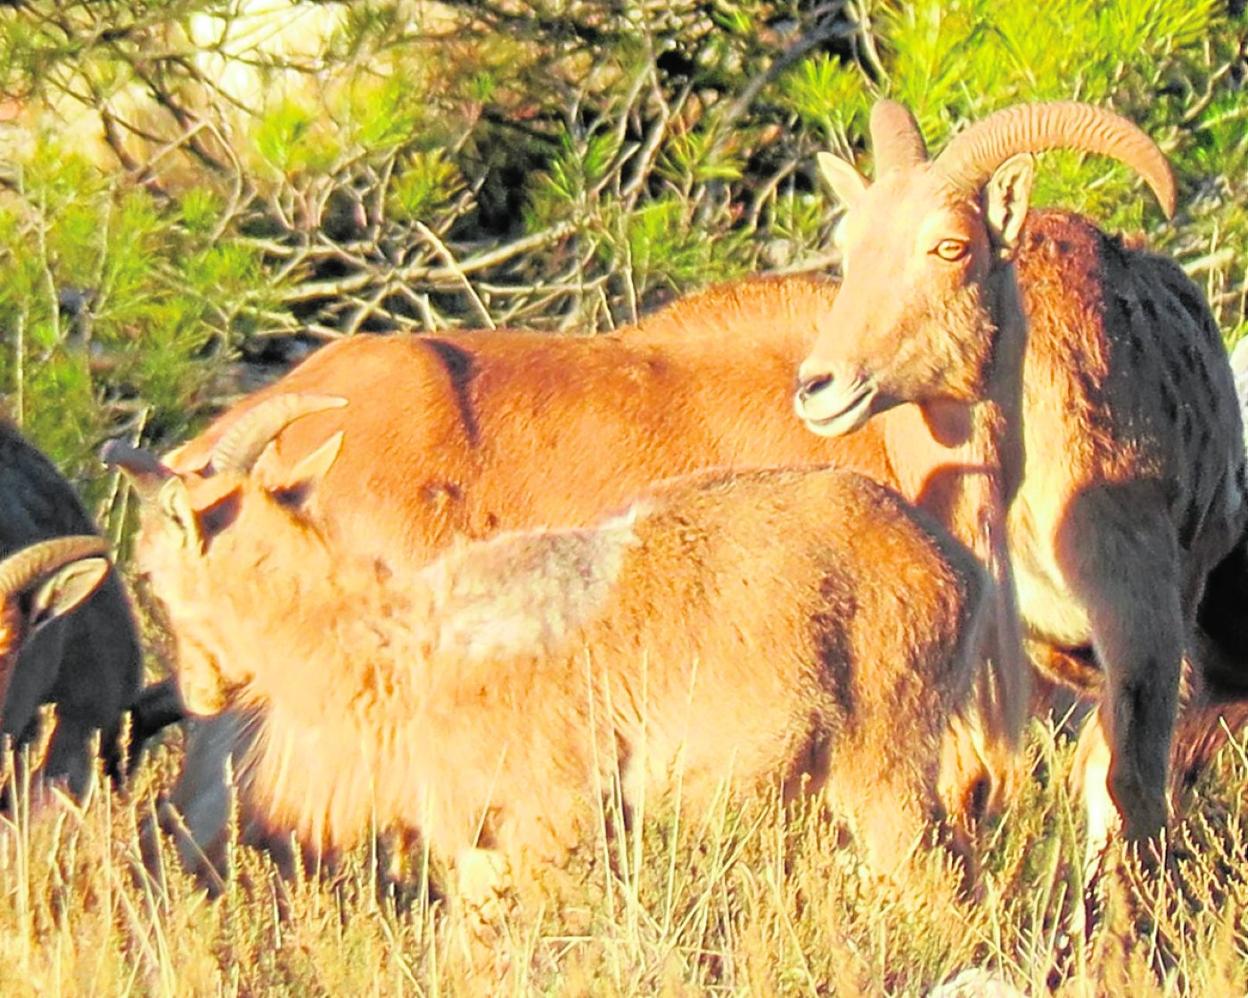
[[712, 5, 854, 146], [414, 221, 495, 328]]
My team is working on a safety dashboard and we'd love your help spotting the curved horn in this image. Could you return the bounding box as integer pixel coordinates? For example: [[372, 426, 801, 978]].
[[100, 439, 172, 500], [211, 394, 348, 475], [870, 100, 928, 175], [0, 536, 109, 599], [934, 101, 1175, 217]]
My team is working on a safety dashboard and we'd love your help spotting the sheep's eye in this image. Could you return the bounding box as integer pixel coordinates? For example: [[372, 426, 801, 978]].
[[932, 239, 969, 262]]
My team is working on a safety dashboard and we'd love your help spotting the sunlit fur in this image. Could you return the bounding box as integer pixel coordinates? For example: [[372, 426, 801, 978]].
[[139, 456, 987, 900], [811, 170, 1002, 407], [0, 419, 162, 792], [803, 150, 1248, 851], [158, 275, 1029, 876]]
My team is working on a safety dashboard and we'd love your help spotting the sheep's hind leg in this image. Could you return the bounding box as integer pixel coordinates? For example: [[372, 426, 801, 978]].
[[1071, 710, 1117, 872]]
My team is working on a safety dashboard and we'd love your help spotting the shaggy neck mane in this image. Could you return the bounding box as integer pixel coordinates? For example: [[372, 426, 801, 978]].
[[224, 511, 640, 850], [229, 546, 444, 848]]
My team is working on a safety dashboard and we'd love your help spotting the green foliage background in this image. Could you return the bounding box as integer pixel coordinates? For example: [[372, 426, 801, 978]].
[[0, 0, 1244, 511]]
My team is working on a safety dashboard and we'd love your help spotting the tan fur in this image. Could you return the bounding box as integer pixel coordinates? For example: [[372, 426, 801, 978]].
[[798, 124, 1248, 852], [159, 274, 1026, 875], [138, 453, 987, 898], [165, 275, 897, 551]]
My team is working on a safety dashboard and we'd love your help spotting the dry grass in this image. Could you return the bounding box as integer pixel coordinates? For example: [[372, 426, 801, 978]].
[[1, 714, 1247, 996]]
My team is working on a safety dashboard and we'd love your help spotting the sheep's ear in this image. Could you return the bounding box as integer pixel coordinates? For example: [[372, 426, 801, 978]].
[[28, 557, 110, 633], [266, 432, 343, 506], [158, 477, 205, 555], [984, 153, 1034, 253], [816, 152, 869, 208], [425, 513, 642, 663]]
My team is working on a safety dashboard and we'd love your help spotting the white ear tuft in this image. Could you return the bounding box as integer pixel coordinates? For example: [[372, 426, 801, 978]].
[[158, 476, 205, 554]]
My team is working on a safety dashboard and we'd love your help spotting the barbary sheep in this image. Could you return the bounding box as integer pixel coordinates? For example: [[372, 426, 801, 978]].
[[160, 275, 1025, 864], [795, 99, 1248, 854], [109, 414, 988, 901], [1, 419, 179, 792]]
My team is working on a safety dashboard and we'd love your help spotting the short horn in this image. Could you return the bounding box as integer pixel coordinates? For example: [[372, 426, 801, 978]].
[[211, 394, 348, 475], [870, 99, 928, 175], [100, 439, 172, 499], [934, 101, 1176, 217], [0, 536, 109, 599]]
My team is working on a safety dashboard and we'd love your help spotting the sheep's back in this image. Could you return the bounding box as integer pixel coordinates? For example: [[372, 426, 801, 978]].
[[572, 467, 983, 806]]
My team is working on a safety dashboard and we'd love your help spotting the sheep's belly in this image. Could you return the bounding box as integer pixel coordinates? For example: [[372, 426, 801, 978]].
[[1011, 538, 1092, 650]]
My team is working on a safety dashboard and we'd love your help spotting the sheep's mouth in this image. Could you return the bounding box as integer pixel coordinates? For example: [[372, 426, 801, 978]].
[[796, 381, 878, 438]]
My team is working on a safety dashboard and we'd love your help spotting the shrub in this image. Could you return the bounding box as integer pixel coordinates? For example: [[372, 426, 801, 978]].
[[0, 0, 1242, 487]]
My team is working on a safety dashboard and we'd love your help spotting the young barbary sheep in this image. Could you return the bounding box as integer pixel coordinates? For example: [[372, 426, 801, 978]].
[[1, 419, 178, 792], [161, 274, 1025, 862], [794, 99, 1248, 854], [110, 415, 988, 900]]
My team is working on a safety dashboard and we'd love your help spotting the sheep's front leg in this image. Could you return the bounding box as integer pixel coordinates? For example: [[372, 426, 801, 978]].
[[1094, 598, 1180, 844], [1071, 710, 1116, 870], [1060, 496, 1181, 847]]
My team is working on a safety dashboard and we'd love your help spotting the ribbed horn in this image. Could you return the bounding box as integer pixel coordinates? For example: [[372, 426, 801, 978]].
[[870, 99, 928, 175], [211, 394, 348, 475], [100, 440, 172, 499], [0, 536, 109, 600], [934, 101, 1175, 217]]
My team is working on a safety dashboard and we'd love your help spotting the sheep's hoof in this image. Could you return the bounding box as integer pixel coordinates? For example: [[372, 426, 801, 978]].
[[456, 847, 515, 928]]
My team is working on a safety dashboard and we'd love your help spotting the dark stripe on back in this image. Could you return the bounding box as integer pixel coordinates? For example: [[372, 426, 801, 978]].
[[425, 338, 482, 448]]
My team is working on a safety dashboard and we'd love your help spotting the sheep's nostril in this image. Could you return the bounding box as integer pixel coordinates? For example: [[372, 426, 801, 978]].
[[798, 375, 834, 402]]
